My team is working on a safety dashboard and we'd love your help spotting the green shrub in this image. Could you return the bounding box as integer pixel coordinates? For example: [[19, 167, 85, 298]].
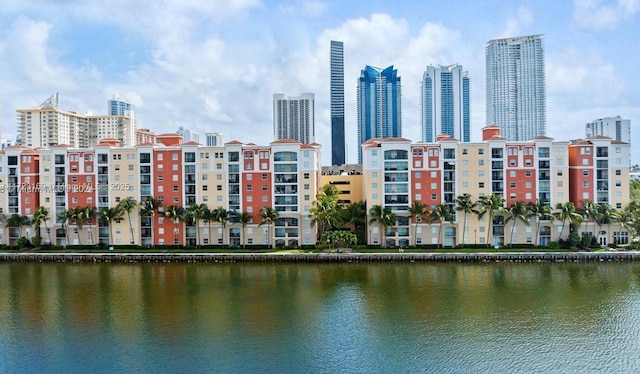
[[546, 241, 560, 249]]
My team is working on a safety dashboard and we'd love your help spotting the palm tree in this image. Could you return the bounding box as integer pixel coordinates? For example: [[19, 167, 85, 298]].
[[527, 199, 552, 247], [99, 207, 124, 245], [164, 205, 186, 246], [431, 203, 454, 248], [409, 201, 428, 247], [341, 201, 367, 244], [57, 210, 72, 246], [6, 214, 24, 244], [203, 206, 215, 246], [186, 203, 208, 246], [368, 205, 396, 247], [597, 203, 615, 244], [259, 206, 279, 248], [69, 207, 84, 245], [234, 211, 252, 248], [612, 208, 634, 245], [32, 206, 52, 245], [117, 197, 137, 245], [478, 193, 506, 247], [140, 196, 162, 246], [83, 206, 98, 245], [0, 213, 5, 245], [580, 199, 598, 235], [455, 193, 478, 245], [310, 197, 341, 241], [505, 201, 530, 247], [212, 207, 229, 246], [553, 202, 582, 240]]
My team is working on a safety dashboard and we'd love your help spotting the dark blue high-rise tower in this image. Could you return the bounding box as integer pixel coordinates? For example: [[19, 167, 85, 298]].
[[357, 65, 402, 163], [330, 41, 345, 165]]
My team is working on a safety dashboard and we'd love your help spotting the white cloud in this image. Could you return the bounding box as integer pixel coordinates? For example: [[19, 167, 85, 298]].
[[279, 0, 327, 16], [573, 0, 640, 29], [498, 5, 534, 38]]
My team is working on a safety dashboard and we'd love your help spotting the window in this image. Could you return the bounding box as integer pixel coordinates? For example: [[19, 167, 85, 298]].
[[583, 181, 589, 187], [479, 182, 485, 188], [304, 173, 309, 179], [616, 170, 621, 176], [431, 194, 437, 200], [217, 185, 222, 191], [583, 170, 589, 176], [478, 149, 484, 155], [478, 160, 484, 166], [246, 185, 252, 191], [203, 185, 208, 191]]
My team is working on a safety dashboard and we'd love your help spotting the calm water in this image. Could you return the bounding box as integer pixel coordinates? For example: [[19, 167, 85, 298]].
[[1, 262, 640, 373]]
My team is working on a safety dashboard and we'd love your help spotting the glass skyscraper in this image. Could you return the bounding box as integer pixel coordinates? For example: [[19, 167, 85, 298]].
[[330, 41, 345, 165], [108, 94, 132, 116], [421, 64, 470, 143], [486, 34, 546, 141], [357, 65, 402, 163]]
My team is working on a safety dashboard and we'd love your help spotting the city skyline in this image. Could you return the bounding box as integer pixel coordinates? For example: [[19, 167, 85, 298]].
[[0, 1, 638, 164]]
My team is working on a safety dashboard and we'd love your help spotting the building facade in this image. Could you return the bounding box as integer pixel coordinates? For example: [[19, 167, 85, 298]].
[[330, 40, 346, 166], [486, 35, 546, 141], [177, 126, 200, 143], [421, 64, 470, 143], [0, 140, 322, 247], [205, 132, 224, 147], [357, 65, 402, 163], [273, 93, 315, 145], [361, 128, 629, 247], [585, 116, 631, 143], [17, 94, 135, 148]]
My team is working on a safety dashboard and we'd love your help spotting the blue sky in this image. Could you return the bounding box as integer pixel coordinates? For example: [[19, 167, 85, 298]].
[[1, 0, 638, 165]]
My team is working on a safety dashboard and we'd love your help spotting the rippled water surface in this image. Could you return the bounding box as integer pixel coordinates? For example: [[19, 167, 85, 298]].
[[1, 262, 640, 373]]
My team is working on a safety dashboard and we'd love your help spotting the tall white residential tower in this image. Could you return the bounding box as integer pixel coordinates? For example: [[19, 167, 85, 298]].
[[486, 34, 546, 141], [585, 116, 631, 143], [273, 93, 315, 144]]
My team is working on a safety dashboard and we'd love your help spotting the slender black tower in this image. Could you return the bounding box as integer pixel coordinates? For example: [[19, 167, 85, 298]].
[[330, 40, 345, 165]]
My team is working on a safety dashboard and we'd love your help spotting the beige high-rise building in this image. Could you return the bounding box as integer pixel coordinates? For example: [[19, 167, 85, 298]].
[[16, 93, 135, 148]]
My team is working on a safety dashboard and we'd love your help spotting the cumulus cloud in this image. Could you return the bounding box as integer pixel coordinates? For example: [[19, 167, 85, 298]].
[[573, 0, 640, 29], [546, 46, 628, 142], [497, 5, 534, 38]]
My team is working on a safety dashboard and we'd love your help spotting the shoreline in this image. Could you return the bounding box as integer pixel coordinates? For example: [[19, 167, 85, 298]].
[[2, 251, 640, 263]]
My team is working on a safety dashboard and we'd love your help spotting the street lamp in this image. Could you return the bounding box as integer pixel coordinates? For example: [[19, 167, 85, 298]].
[[474, 229, 477, 245]]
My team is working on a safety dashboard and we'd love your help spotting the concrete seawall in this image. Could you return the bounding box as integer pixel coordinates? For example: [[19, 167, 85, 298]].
[[1, 252, 640, 263]]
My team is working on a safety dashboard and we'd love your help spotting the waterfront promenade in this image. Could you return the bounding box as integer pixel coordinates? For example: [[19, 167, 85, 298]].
[[1, 251, 640, 263]]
